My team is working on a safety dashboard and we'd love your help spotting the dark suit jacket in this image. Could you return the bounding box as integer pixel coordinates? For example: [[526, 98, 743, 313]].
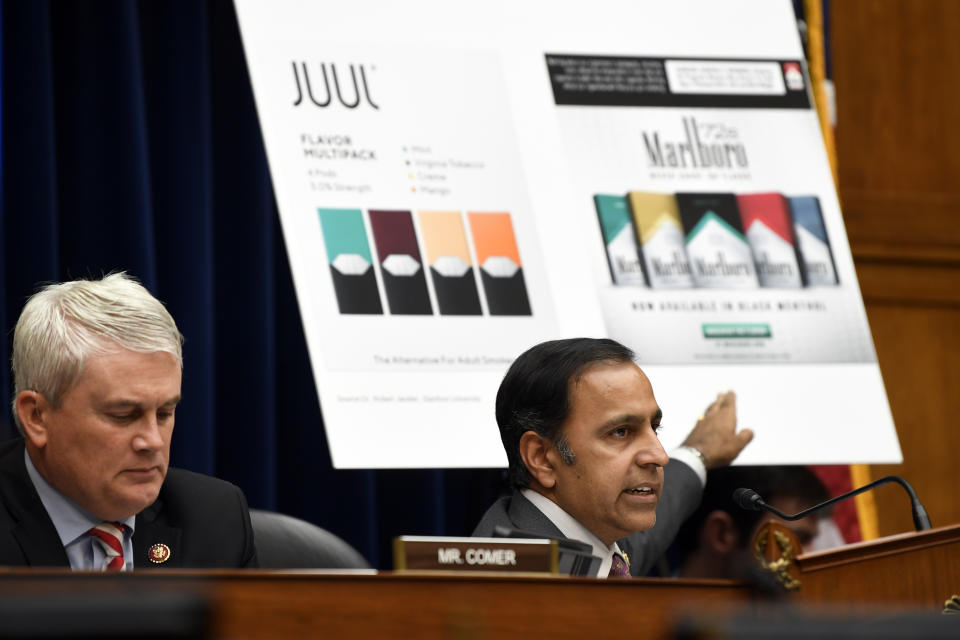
[[0, 438, 258, 569], [472, 459, 701, 576]]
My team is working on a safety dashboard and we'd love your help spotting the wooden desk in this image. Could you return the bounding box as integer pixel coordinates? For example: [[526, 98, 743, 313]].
[[796, 523, 960, 608], [0, 571, 752, 639], [4, 522, 957, 640], [6, 527, 956, 639]]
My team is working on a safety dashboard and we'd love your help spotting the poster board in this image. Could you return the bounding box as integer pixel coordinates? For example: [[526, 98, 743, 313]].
[[235, 0, 900, 467]]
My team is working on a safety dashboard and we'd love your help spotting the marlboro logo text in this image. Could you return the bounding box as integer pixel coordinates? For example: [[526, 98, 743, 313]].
[[643, 117, 747, 169]]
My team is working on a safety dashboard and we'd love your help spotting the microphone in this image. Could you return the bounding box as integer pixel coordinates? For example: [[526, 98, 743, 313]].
[[733, 487, 764, 511], [733, 475, 932, 532]]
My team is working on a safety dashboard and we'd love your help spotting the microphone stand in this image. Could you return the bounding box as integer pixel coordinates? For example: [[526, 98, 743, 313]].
[[739, 475, 932, 532]]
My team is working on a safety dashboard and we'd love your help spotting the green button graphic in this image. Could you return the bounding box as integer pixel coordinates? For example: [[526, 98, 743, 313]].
[[702, 323, 772, 339]]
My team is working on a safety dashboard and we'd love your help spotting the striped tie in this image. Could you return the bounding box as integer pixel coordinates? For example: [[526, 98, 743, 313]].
[[89, 522, 127, 571]]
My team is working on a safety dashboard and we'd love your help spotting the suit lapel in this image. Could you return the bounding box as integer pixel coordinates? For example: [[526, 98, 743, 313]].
[[507, 491, 567, 539], [133, 499, 183, 569], [0, 440, 70, 567], [10, 497, 71, 566]]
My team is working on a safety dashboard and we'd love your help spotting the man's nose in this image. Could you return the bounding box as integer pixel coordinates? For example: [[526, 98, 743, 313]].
[[133, 415, 165, 451], [635, 432, 670, 467]]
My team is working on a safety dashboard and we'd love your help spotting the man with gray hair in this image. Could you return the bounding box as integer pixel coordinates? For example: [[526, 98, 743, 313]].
[[0, 273, 257, 569]]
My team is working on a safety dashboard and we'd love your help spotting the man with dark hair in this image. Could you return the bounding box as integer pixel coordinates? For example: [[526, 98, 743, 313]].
[[472, 337, 753, 577], [673, 466, 829, 579]]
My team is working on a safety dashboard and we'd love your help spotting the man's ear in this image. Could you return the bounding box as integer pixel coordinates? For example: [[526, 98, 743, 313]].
[[700, 510, 739, 554], [518, 430, 558, 489], [16, 390, 49, 449]]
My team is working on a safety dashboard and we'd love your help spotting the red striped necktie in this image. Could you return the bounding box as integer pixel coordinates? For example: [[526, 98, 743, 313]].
[[89, 522, 127, 571]]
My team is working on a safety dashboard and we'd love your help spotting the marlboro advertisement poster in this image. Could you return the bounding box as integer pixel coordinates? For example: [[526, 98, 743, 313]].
[[236, 0, 900, 468]]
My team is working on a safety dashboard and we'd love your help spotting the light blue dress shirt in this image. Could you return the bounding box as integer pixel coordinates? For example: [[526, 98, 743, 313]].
[[24, 450, 136, 570]]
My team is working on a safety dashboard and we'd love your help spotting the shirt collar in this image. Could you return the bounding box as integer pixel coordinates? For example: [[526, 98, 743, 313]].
[[521, 488, 622, 577], [23, 449, 136, 546]]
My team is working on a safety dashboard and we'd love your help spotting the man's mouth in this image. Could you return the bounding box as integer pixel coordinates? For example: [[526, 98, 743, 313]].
[[124, 466, 162, 476], [625, 486, 657, 496]]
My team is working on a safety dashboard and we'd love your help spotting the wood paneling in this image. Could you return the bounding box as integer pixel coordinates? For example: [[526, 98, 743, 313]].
[[832, 1, 960, 536], [833, 1, 960, 213], [859, 302, 960, 535]]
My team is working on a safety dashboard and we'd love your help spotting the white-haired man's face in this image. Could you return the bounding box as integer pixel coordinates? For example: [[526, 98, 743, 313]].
[[19, 348, 181, 521]]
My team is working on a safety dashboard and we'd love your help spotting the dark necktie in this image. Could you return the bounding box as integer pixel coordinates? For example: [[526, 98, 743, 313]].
[[608, 552, 631, 578]]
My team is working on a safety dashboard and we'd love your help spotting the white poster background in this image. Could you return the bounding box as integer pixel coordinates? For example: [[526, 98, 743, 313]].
[[235, 0, 901, 467]]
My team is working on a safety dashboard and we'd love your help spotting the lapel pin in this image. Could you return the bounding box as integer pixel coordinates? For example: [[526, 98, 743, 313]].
[[148, 543, 172, 564]]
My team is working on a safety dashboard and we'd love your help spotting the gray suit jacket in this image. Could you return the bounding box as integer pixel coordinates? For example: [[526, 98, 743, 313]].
[[471, 460, 701, 576]]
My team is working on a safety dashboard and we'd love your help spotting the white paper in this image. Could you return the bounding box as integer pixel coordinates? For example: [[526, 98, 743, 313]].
[[235, 0, 900, 467]]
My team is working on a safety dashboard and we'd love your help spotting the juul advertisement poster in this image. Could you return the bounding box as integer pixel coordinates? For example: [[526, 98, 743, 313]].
[[235, 0, 900, 467]]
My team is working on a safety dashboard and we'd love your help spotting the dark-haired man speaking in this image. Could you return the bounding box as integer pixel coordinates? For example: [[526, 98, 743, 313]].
[[472, 338, 753, 577]]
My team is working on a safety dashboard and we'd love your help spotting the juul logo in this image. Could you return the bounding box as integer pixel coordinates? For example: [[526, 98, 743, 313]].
[[291, 62, 379, 110]]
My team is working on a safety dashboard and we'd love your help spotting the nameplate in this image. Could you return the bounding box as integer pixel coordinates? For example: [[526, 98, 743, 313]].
[[394, 536, 559, 574]]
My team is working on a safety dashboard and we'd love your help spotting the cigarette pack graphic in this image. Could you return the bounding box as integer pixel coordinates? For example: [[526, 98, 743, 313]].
[[593, 195, 647, 286], [368, 209, 433, 315], [627, 191, 694, 289], [467, 212, 532, 316], [317, 208, 383, 315], [677, 192, 759, 289], [789, 196, 839, 286], [417, 211, 482, 315], [737, 192, 804, 288]]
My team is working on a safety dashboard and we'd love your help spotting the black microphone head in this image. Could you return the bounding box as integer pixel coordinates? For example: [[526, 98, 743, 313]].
[[733, 487, 764, 511]]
